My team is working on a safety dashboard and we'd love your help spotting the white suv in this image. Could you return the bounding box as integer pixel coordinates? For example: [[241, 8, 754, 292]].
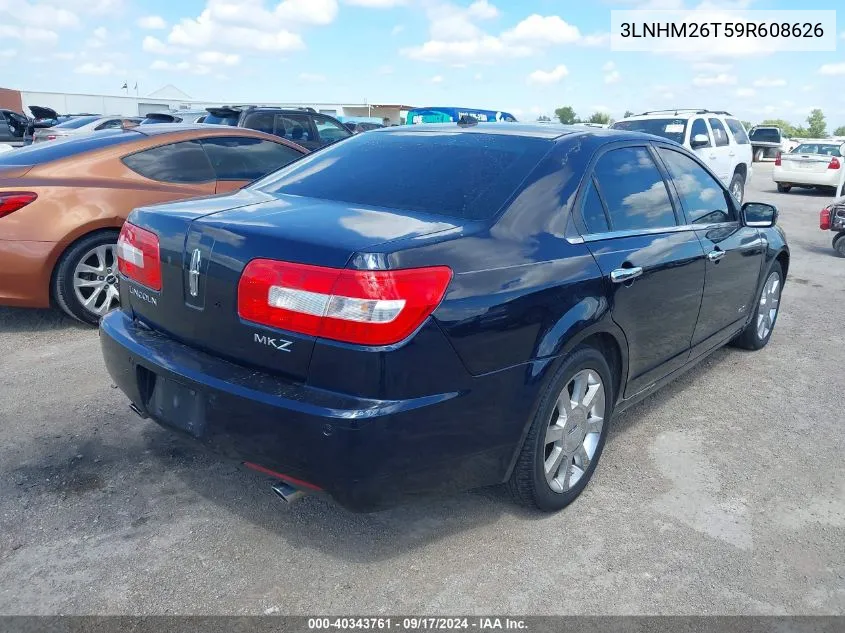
[[611, 109, 754, 203]]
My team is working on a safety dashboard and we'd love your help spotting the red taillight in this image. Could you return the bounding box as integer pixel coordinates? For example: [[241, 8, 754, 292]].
[[46, 135, 56, 141], [775, 151, 782, 166], [829, 157, 841, 170], [116, 222, 162, 291], [0, 192, 37, 219], [821, 207, 831, 230], [237, 260, 452, 346]]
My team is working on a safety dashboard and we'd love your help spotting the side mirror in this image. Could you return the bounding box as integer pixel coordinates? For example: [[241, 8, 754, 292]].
[[690, 133, 710, 148], [742, 202, 778, 228]]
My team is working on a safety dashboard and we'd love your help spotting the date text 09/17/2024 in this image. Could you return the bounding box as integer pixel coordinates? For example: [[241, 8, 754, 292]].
[[307, 618, 528, 630]]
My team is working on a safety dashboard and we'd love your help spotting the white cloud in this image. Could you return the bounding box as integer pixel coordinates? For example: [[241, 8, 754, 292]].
[[474, 72, 483, 80], [150, 59, 211, 75], [197, 50, 239, 65], [275, 0, 338, 25], [431, 74, 443, 83], [693, 62, 731, 72], [0, 1, 81, 28], [527, 64, 568, 85], [138, 15, 167, 30], [0, 49, 17, 59], [299, 72, 326, 82], [142, 35, 184, 55], [0, 24, 59, 45], [391, 24, 404, 35], [818, 63, 845, 76], [85, 25, 108, 47], [344, 0, 406, 6], [692, 73, 736, 86], [75, 61, 122, 75], [604, 70, 620, 84], [736, 87, 755, 97], [467, 0, 498, 20], [53, 51, 76, 60], [404, 36, 530, 63], [753, 77, 787, 87], [502, 14, 581, 45], [602, 61, 615, 72]]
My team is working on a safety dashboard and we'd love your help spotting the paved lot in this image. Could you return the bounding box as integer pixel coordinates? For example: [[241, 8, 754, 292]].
[[1, 163, 843, 615]]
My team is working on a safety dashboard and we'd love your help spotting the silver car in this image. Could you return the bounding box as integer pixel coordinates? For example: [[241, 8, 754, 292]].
[[31, 115, 143, 143]]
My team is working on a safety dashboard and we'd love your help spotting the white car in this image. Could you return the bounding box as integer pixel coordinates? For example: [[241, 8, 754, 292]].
[[31, 115, 143, 143], [773, 139, 845, 195], [611, 109, 754, 202]]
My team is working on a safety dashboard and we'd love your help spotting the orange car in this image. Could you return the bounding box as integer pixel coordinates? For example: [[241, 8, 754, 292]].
[[0, 124, 307, 323]]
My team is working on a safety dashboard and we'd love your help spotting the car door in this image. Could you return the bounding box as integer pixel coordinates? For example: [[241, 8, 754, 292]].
[[655, 145, 765, 357], [576, 144, 707, 397], [707, 117, 733, 184], [687, 117, 719, 175], [200, 136, 307, 193]]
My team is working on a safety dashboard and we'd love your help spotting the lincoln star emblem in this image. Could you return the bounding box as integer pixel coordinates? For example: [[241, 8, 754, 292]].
[[189, 249, 202, 297]]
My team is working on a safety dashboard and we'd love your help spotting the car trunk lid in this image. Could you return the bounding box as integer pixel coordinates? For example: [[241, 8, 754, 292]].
[[123, 190, 459, 381], [781, 153, 834, 173]]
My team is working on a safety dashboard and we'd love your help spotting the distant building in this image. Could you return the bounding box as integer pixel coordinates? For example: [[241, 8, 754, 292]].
[[0, 85, 414, 125]]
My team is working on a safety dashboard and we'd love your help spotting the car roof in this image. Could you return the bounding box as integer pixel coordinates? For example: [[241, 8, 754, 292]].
[[377, 122, 650, 143]]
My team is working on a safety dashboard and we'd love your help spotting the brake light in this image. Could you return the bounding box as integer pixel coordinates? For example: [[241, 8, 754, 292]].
[[238, 260, 452, 346], [116, 222, 162, 291], [46, 135, 56, 141], [820, 207, 831, 230], [829, 157, 841, 170], [0, 192, 37, 219], [775, 151, 781, 166]]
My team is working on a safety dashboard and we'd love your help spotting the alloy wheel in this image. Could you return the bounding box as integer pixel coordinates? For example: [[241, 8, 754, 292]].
[[543, 369, 606, 493], [756, 271, 781, 340], [72, 243, 120, 317], [731, 179, 743, 203]]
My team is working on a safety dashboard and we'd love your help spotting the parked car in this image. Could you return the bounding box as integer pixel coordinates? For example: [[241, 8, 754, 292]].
[[820, 196, 845, 257], [141, 110, 208, 125], [99, 123, 789, 512], [344, 121, 384, 133], [26, 106, 100, 144], [0, 109, 32, 147], [0, 124, 308, 323], [204, 106, 353, 150], [611, 109, 753, 203], [773, 140, 845, 195], [31, 115, 144, 143], [748, 126, 799, 161]]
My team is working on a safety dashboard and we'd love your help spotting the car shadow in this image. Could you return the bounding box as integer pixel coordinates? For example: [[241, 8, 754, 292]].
[[0, 307, 89, 333], [773, 187, 836, 198]]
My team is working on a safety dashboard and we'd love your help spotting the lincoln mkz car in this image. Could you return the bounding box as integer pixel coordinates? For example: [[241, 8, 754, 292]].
[[100, 123, 789, 512], [0, 124, 308, 324]]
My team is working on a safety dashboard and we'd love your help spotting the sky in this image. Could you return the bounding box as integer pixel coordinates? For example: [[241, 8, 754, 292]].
[[1, 0, 844, 127]]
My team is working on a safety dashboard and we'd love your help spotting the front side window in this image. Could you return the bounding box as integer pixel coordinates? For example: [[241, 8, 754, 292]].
[[314, 115, 352, 144], [592, 147, 677, 232], [122, 140, 215, 183], [689, 119, 711, 148], [657, 148, 734, 224], [725, 119, 749, 144], [611, 118, 687, 144], [708, 118, 729, 147], [201, 136, 304, 180]]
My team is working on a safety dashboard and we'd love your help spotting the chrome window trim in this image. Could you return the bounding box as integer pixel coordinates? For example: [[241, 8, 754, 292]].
[[567, 220, 739, 244]]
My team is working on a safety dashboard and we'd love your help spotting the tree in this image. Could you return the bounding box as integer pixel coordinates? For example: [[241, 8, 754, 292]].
[[806, 108, 827, 138], [554, 106, 577, 124], [834, 125, 845, 136], [623, 110, 634, 118], [741, 120, 753, 131], [760, 119, 799, 138], [587, 111, 611, 125], [537, 115, 551, 122]]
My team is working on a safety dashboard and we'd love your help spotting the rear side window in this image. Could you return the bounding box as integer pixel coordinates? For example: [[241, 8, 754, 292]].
[[581, 179, 609, 234], [657, 148, 734, 224], [708, 118, 729, 147], [0, 131, 136, 166], [611, 118, 687, 144], [593, 147, 677, 232], [201, 137, 304, 180], [53, 116, 100, 129], [122, 140, 215, 183], [749, 128, 780, 143], [253, 131, 552, 220], [689, 119, 711, 147], [725, 119, 749, 144]]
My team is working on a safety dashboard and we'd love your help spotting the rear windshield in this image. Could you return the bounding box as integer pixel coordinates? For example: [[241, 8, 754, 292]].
[[53, 116, 101, 129], [612, 118, 687, 143], [0, 131, 137, 166], [790, 143, 842, 156], [749, 128, 781, 143], [204, 112, 239, 126], [141, 114, 177, 124], [252, 131, 552, 220]]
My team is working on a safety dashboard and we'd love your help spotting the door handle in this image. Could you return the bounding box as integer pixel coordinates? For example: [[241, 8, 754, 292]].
[[610, 266, 643, 283], [707, 249, 726, 262], [729, 151, 736, 157], [710, 154, 717, 160]]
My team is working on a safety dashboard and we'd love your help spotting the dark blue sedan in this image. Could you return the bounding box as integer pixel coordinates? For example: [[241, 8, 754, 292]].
[[100, 123, 789, 512]]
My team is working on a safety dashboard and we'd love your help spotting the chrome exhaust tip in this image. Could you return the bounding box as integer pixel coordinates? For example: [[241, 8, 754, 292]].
[[271, 480, 306, 504]]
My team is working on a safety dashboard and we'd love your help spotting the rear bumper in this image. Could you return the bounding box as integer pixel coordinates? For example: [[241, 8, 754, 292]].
[[0, 239, 55, 307], [773, 168, 840, 187], [100, 310, 527, 511]]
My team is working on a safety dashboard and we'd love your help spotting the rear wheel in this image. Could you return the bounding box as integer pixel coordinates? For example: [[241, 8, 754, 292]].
[[834, 233, 845, 258], [508, 347, 614, 512], [732, 262, 783, 350], [777, 183, 791, 193], [53, 231, 121, 325], [754, 148, 765, 162], [729, 172, 745, 203]]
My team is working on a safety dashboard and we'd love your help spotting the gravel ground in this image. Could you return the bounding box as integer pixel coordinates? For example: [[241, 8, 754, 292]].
[[0, 163, 843, 615]]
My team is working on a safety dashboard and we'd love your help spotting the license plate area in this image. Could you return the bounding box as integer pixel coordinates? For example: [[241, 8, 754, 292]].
[[138, 366, 207, 437]]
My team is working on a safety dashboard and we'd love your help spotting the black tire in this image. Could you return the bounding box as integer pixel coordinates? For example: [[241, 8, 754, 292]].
[[508, 346, 615, 512], [834, 233, 845, 258], [53, 230, 121, 325], [754, 148, 765, 162], [777, 183, 791, 193], [732, 261, 783, 350], [729, 172, 745, 203]]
